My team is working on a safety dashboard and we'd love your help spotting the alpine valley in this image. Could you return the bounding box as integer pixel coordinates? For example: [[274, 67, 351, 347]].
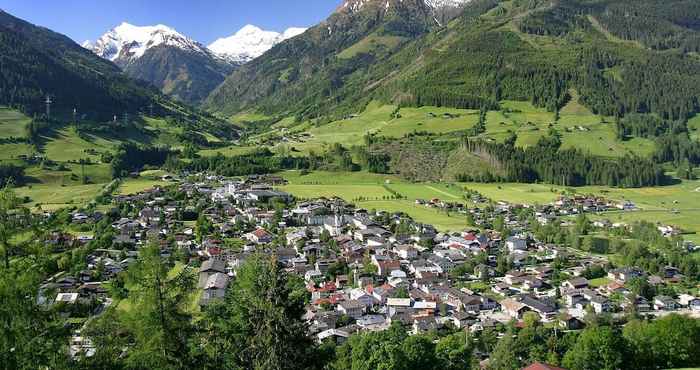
[[1, 1, 700, 370], [84, 22, 307, 104]]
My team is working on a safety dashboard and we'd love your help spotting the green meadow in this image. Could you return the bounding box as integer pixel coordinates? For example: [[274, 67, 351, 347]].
[[265, 99, 655, 159], [0, 108, 202, 211], [280, 170, 700, 239], [280, 171, 474, 231], [0, 107, 31, 138]]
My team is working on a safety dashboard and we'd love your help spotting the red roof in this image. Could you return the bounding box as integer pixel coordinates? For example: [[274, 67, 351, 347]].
[[522, 362, 567, 370], [253, 229, 270, 238]]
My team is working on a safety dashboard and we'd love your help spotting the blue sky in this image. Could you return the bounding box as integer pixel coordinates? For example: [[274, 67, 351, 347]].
[[0, 0, 339, 44]]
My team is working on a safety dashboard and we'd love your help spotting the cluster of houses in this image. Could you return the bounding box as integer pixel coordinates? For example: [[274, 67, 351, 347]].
[[40, 174, 699, 358]]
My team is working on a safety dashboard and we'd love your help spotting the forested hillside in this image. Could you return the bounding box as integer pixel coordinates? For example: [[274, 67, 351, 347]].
[[207, 0, 700, 125], [205, 0, 444, 118], [0, 11, 167, 121], [122, 45, 235, 106]]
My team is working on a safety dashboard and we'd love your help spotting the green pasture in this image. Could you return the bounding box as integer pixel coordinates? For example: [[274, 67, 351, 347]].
[[358, 200, 473, 231], [0, 107, 31, 138], [280, 170, 700, 239], [117, 178, 168, 195], [338, 34, 406, 59], [199, 145, 257, 157], [266, 99, 654, 158], [15, 183, 105, 211]]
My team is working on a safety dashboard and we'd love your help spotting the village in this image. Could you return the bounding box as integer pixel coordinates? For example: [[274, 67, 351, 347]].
[[37, 174, 700, 359]]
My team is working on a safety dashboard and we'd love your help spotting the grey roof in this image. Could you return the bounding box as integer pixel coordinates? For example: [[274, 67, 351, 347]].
[[204, 273, 230, 290], [200, 259, 226, 274], [520, 295, 556, 313]]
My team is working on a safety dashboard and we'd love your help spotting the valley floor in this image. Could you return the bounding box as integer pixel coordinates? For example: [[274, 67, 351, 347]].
[[279, 170, 700, 244]]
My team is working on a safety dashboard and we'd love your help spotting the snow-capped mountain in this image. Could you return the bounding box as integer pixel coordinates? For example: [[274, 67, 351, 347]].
[[83, 22, 214, 67], [208, 25, 307, 64], [84, 22, 235, 105]]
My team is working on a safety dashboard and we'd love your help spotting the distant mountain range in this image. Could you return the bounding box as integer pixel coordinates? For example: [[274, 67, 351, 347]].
[[3, 0, 700, 130], [83, 23, 307, 105], [208, 24, 306, 64]]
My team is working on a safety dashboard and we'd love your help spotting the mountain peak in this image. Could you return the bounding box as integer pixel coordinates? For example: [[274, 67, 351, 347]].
[[208, 24, 307, 65], [237, 24, 265, 35], [85, 22, 206, 65]]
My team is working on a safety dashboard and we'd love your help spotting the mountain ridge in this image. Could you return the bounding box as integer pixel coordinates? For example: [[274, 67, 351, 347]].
[[206, 0, 700, 125], [205, 0, 459, 117], [83, 22, 308, 104]]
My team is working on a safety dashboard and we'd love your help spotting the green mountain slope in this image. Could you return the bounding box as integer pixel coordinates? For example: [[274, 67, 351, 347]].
[[0, 10, 178, 122], [122, 45, 235, 106], [205, 0, 447, 119], [206, 0, 700, 124], [0, 10, 237, 139]]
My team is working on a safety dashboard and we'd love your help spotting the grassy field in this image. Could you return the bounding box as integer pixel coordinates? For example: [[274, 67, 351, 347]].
[[266, 99, 655, 158], [689, 114, 700, 142], [199, 145, 256, 157], [380, 106, 480, 138], [41, 126, 123, 163], [118, 178, 168, 195], [0, 108, 35, 162], [359, 200, 472, 231], [462, 178, 700, 242], [485, 99, 655, 157], [0, 107, 31, 138], [457, 182, 562, 204], [279, 170, 700, 240], [15, 183, 105, 211], [0, 143, 34, 161], [589, 277, 612, 287], [280, 171, 474, 231], [337, 34, 406, 59], [291, 102, 395, 154]]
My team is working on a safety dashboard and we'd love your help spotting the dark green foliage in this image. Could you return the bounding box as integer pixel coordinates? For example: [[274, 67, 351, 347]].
[[197, 255, 316, 370], [110, 143, 172, 178], [595, 0, 700, 52], [123, 45, 235, 105], [333, 322, 442, 370], [562, 326, 626, 370], [0, 260, 70, 370], [654, 133, 700, 165], [83, 243, 198, 370], [622, 315, 700, 370], [581, 265, 606, 280], [459, 137, 666, 187], [615, 113, 686, 139], [0, 11, 159, 121], [187, 148, 310, 177], [0, 164, 25, 187]]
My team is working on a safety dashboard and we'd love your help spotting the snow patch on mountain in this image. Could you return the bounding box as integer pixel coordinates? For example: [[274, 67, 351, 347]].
[[339, 0, 471, 13], [423, 0, 471, 9], [208, 25, 307, 64], [84, 22, 209, 65]]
